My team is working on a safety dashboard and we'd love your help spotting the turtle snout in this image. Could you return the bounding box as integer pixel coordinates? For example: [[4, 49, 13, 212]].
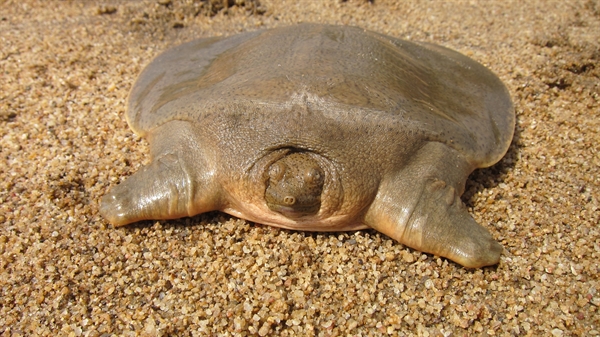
[[282, 195, 297, 205]]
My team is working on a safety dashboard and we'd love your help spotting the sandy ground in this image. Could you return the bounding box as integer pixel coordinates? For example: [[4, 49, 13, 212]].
[[1, 0, 599, 336]]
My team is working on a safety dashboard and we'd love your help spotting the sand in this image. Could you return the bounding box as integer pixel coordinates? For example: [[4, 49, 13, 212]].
[[1, 0, 598, 336]]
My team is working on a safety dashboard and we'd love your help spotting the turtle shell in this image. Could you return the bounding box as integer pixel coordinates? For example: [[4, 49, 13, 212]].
[[126, 23, 514, 167]]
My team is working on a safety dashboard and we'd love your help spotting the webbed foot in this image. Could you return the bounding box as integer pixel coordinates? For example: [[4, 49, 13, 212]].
[[412, 178, 502, 268], [100, 154, 199, 226], [365, 143, 503, 268]]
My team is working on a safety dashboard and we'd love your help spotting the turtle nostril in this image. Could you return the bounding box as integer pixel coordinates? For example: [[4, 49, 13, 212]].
[[283, 196, 296, 205]]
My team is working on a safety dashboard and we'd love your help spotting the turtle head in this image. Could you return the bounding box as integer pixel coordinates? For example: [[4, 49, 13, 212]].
[[265, 152, 325, 218]]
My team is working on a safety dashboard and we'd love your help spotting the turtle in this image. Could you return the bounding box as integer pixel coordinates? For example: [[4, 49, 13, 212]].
[[100, 23, 514, 268]]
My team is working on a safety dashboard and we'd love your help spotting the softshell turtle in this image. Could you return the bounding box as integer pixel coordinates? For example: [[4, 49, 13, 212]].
[[100, 24, 514, 268]]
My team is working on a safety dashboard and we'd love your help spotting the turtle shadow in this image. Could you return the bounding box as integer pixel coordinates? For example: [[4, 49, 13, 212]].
[[462, 115, 522, 206]]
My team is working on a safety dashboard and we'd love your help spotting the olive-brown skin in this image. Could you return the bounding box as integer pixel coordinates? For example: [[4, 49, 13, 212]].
[[100, 24, 514, 268]]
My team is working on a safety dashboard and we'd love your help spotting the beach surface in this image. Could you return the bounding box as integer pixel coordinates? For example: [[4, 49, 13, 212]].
[[1, 0, 599, 335]]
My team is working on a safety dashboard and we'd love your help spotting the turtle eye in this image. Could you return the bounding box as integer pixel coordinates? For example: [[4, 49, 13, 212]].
[[268, 162, 286, 182], [304, 167, 324, 186]]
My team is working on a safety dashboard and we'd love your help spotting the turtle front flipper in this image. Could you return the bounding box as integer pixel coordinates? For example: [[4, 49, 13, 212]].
[[100, 120, 222, 226], [365, 142, 503, 268]]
